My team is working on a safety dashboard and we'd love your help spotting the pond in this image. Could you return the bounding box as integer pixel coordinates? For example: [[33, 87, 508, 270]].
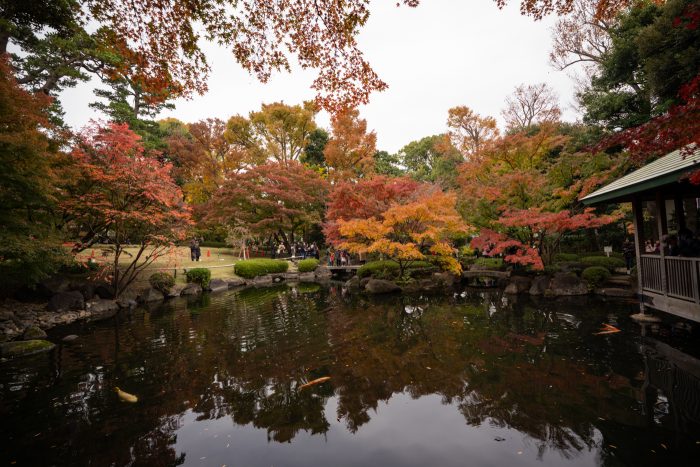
[[1, 284, 699, 466]]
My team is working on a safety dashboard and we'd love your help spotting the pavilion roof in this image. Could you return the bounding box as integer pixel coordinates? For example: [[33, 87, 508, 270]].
[[581, 146, 700, 205]]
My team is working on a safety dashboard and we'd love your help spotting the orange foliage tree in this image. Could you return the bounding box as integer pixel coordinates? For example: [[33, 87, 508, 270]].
[[323, 176, 424, 246], [324, 108, 377, 180], [447, 106, 499, 157], [337, 191, 469, 277], [62, 122, 191, 296]]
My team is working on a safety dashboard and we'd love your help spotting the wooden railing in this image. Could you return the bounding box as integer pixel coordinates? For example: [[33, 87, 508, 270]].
[[640, 254, 700, 303]]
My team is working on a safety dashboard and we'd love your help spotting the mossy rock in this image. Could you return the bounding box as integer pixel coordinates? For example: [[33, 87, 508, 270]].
[[0, 339, 56, 359]]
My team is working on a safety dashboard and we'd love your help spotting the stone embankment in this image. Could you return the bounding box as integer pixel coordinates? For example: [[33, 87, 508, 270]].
[[0, 267, 332, 359]]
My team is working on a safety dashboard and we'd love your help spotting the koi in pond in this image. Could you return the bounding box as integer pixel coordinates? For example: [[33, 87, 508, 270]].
[[115, 387, 138, 403], [299, 377, 331, 390], [594, 324, 621, 335]]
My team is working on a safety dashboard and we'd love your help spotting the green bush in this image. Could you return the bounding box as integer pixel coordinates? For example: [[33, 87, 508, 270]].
[[473, 257, 504, 270], [553, 253, 579, 262], [582, 266, 611, 287], [61, 259, 100, 274], [149, 272, 175, 293], [580, 256, 625, 271], [357, 260, 434, 279], [185, 268, 211, 288], [234, 259, 289, 278], [298, 258, 320, 272]]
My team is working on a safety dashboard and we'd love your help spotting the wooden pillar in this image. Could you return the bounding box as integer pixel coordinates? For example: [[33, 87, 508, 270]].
[[655, 192, 668, 295], [674, 195, 686, 231], [632, 197, 645, 300]]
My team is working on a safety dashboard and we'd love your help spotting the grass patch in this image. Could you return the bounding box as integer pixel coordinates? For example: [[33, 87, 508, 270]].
[[234, 259, 289, 279], [297, 258, 320, 273], [553, 253, 579, 262]]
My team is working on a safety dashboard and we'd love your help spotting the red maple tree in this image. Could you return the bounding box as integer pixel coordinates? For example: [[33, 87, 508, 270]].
[[62, 122, 191, 296], [206, 161, 328, 252]]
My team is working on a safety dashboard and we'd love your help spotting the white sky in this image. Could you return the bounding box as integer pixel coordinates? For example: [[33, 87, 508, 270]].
[[58, 0, 579, 153]]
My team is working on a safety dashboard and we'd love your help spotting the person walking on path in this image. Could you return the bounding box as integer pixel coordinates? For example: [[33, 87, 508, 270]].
[[622, 239, 635, 274], [189, 238, 198, 262]]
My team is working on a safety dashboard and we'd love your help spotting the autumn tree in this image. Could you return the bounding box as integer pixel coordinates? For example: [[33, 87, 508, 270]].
[[225, 102, 317, 167], [61, 122, 191, 296], [166, 118, 257, 204], [324, 175, 424, 246], [338, 190, 468, 277], [0, 59, 67, 289], [324, 108, 377, 179], [207, 161, 328, 252], [300, 128, 329, 171], [549, 0, 615, 73], [447, 106, 499, 157], [502, 83, 561, 131], [473, 207, 617, 268]]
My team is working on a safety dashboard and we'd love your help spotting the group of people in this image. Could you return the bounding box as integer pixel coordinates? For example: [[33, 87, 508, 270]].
[[643, 228, 700, 257], [328, 249, 351, 267], [274, 241, 320, 260]]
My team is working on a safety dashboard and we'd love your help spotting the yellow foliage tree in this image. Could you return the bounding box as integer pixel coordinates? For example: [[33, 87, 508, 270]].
[[338, 190, 469, 277]]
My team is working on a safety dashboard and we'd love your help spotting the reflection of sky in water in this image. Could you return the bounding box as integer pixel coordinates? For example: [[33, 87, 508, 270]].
[[1, 285, 699, 466], [174, 394, 601, 467]]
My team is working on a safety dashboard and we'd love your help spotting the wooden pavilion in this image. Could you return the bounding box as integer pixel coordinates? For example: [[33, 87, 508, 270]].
[[582, 147, 700, 322]]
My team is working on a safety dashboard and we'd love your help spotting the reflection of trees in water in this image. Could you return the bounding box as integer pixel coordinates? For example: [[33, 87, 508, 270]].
[[6, 286, 696, 465]]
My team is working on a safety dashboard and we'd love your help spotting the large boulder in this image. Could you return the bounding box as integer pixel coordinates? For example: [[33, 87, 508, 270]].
[[546, 272, 589, 296], [504, 276, 532, 294], [36, 276, 72, 298], [136, 287, 164, 304], [225, 278, 246, 289], [207, 279, 229, 293], [181, 283, 202, 296], [252, 275, 273, 285], [22, 326, 47, 340], [94, 283, 116, 299], [529, 276, 550, 295], [0, 339, 55, 359], [85, 298, 120, 321], [365, 279, 401, 294], [284, 272, 300, 281], [432, 272, 457, 289], [48, 291, 85, 312], [314, 268, 333, 280], [298, 272, 316, 282], [344, 276, 360, 291]]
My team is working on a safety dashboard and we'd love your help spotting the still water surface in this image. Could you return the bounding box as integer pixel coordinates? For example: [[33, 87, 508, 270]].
[[1, 284, 700, 466]]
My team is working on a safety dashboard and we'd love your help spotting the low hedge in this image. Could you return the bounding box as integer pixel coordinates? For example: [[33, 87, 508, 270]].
[[357, 260, 434, 279], [234, 259, 289, 278], [297, 258, 320, 273], [185, 268, 211, 288], [553, 253, 579, 262], [149, 272, 175, 293], [580, 256, 625, 271], [582, 266, 611, 287]]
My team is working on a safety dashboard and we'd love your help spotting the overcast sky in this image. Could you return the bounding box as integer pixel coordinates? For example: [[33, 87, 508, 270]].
[[59, 0, 579, 153]]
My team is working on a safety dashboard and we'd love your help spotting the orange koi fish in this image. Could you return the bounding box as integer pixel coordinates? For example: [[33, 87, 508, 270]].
[[299, 377, 331, 390]]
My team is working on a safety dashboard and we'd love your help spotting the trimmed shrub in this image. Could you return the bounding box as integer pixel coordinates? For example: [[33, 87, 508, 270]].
[[357, 260, 434, 279], [234, 259, 289, 279], [582, 266, 611, 288], [580, 256, 625, 271], [298, 258, 320, 272], [473, 257, 504, 270], [61, 259, 100, 274], [185, 268, 211, 288], [149, 272, 175, 293], [553, 253, 579, 262]]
